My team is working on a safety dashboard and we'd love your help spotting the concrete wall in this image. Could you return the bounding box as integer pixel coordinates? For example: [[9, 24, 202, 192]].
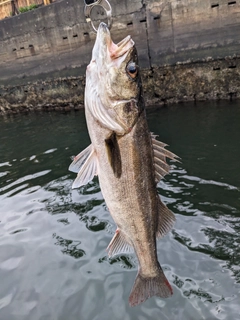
[[1, 57, 239, 114], [1, 0, 240, 84], [142, 57, 240, 105], [0, 0, 240, 112], [147, 0, 240, 66], [0, 0, 149, 86]]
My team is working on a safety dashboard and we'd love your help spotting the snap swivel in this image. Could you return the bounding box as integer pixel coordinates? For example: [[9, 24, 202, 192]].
[[84, 0, 112, 33]]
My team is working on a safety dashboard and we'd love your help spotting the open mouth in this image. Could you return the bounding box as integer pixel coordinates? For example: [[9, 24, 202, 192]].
[[116, 35, 132, 49], [109, 35, 134, 59], [98, 22, 134, 59]]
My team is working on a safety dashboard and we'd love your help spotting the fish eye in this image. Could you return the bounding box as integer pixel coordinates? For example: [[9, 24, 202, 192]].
[[126, 62, 138, 79]]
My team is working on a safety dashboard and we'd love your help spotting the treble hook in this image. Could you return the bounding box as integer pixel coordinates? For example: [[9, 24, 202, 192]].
[[84, 0, 112, 33]]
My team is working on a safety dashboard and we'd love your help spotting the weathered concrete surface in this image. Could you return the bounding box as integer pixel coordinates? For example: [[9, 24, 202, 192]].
[[142, 57, 240, 105], [1, 57, 240, 114], [147, 0, 240, 66], [0, 0, 148, 86], [0, 76, 85, 113], [0, 0, 240, 113]]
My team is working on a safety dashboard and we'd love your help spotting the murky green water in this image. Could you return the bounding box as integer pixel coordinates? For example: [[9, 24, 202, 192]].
[[0, 101, 240, 320]]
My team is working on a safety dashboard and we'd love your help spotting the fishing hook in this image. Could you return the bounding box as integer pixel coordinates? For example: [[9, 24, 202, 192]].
[[84, 0, 112, 33]]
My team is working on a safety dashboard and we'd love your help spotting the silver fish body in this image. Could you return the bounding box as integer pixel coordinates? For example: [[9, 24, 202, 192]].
[[69, 23, 178, 306]]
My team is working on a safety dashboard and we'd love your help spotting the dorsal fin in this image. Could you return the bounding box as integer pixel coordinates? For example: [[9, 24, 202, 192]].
[[151, 133, 180, 183]]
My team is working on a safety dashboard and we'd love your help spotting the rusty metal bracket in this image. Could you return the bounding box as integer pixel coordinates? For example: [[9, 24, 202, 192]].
[[84, 0, 112, 33]]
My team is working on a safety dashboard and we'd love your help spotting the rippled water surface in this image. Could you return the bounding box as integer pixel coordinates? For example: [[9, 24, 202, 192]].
[[0, 101, 240, 320]]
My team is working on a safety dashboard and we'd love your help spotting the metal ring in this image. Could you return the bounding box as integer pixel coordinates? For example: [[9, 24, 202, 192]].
[[84, 0, 112, 33]]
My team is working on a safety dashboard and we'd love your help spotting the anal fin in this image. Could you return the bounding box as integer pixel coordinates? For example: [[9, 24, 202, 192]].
[[157, 199, 176, 238], [107, 229, 133, 257]]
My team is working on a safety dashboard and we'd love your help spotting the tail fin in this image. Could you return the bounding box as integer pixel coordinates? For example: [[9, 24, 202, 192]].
[[129, 269, 173, 307]]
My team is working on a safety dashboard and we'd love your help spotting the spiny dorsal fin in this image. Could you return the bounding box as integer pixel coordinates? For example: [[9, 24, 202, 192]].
[[151, 133, 180, 183], [105, 132, 122, 178], [107, 229, 133, 257], [69, 145, 98, 189], [157, 198, 176, 238]]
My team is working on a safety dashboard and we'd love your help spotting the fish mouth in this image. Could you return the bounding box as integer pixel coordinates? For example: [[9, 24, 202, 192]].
[[97, 22, 135, 59]]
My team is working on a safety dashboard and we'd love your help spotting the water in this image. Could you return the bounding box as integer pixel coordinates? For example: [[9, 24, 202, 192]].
[[0, 101, 240, 320]]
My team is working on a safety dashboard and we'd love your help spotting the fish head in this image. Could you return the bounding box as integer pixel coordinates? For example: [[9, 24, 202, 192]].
[[86, 22, 144, 135]]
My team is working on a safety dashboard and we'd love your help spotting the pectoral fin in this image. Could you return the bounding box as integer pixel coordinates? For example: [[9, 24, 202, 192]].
[[69, 144, 98, 189], [105, 132, 122, 178], [69, 144, 93, 173], [107, 229, 134, 257], [151, 133, 180, 183], [157, 199, 175, 238]]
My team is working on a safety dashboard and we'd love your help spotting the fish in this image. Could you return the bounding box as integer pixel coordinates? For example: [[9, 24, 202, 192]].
[[69, 22, 179, 307]]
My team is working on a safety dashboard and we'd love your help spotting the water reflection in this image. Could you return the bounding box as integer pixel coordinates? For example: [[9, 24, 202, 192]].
[[53, 233, 86, 259], [99, 255, 137, 269]]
